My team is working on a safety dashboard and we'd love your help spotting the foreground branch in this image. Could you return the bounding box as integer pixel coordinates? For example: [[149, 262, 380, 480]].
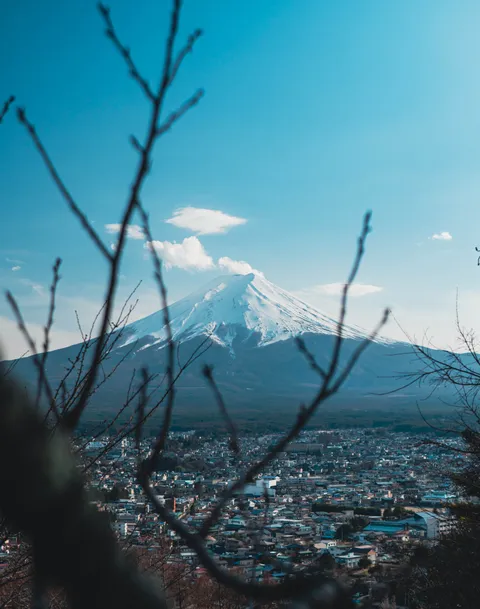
[[0, 96, 15, 125], [0, 366, 167, 609], [134, 212, 385, 608], [199, 212, 389, 539]]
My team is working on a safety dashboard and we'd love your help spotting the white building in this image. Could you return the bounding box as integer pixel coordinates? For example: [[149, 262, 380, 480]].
[[236, 478, 277, 497], [413, 511, 456, 539]]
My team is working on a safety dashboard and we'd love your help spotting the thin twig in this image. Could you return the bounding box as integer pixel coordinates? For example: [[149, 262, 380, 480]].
[[99, 4, 155, 102], [199, 213, 389, 538], [16, 109, 111, 261], [0, 96, 15, 125], [85, 336, 211, 471], [295, 336, 327, 379], [35, 257, 62, 411], [326, 210, 372, 381], [139, 207, 176, 475], [2, 349, 29, 378], [5, 292, 60, 422], [135, 368, 149, 454], [202, 364, 239, 454], [138, 471, 346, 603], [168, 29, 203, 85], [0, 371, 169, 609], [156, 89, 204, 137], [62, 0, 202, 432]]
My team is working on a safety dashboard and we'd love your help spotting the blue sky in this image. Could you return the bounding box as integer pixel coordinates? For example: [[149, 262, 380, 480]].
[[2, 0, 480, 358]]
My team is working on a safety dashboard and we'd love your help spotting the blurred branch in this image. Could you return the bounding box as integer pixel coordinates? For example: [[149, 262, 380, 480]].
[[199, 212, 389, 540], [16, 0, 202, 434], [202, 364, 239, 454], [138, 468, 351, 605], [2, 349, 29, 378], [0, 96, 15, 125], [85, 334, 211, 471], [139, 207, 176, 476], [0, 369, 168, 609], [5, 290, 60, 424], [99, 4, 155, 102], [135, 367, 149, 454], [136, 212, 383, 607], [36, 258, 62, 413], [16, 108, 111, 262], [62, 1, 202, 432]]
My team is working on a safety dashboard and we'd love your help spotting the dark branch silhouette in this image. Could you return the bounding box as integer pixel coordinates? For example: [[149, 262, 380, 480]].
[[0, 95, 15, 125]]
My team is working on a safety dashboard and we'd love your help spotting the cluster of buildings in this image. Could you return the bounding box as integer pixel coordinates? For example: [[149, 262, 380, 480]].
[[0, 427, 465, 604], [79, 430, 462, 572]]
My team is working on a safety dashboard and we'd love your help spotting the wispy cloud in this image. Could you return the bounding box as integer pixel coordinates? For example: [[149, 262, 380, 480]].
[[11, 266, 21, 272], [30, 283, 45, 296], [218, 257, 263, 277], [310, 283, 383, 297], [145, 236, 215, 271], [18, 278, 45, 296], [105, 223, 145, 240], [6, 257, 24, 265], [165, 207, 247, 235], [430, 231, 452, 241]]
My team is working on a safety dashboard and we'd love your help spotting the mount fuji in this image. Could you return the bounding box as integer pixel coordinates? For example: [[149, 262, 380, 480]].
[[116, 272, 377, 353], [5, 273, 426, 426]]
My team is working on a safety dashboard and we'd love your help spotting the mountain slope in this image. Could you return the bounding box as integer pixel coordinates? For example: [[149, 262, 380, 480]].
[[3, 273, 431, 424], [117, 272, 381, 354]]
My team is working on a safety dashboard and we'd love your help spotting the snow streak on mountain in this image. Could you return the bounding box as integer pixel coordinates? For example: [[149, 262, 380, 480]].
[[119, 273, 371, 353]]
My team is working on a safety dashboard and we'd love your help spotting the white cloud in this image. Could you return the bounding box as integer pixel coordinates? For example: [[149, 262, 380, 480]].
[[110, 243, 117, 252], [430, 231, 453, 241], [165, 207, 247, 235], [312, 283, 384, 297], [105, 223, 145, 240], [144, 236, 215, 271], [11, 266, 21, 272], [218, 257, 263, 277]]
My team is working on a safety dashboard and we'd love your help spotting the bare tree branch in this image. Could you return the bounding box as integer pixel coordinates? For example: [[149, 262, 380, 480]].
[[202, 364, 240, 454], [98, 4, 155, 102], [2, 349, 29, 378], [326, 210, 372, 380], [5, 291, 60, 423], [139, 207, 176, 476], [35, 258, 62, 412], [0, 369, 169, 609], [155, 89, 204, 137], [84, 335, 211, 472], [135, 367, 149, 454], [199, 212, 389, 540], [169, 28, 203, 86], [16, 109, 111, 262], [0, 96, 15, 125], [61, 1, 203, 433], [138, 469, 350, 604], [296, 336, 327, 380]]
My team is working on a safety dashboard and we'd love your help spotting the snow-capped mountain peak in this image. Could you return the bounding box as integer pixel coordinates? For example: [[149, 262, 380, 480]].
[[119, 273, 370, 352]]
